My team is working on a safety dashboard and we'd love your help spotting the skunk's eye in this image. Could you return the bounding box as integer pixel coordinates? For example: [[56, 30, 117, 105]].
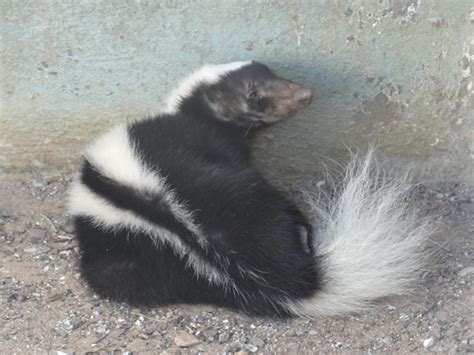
[[248, 90, 259, 99], [297, 224, 312, 254]]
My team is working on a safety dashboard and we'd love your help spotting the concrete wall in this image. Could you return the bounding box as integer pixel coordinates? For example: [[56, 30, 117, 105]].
[[1, 0, 473, 182]]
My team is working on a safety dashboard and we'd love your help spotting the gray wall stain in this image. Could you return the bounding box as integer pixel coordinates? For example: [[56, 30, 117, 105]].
[[1, 0, 472, 181]]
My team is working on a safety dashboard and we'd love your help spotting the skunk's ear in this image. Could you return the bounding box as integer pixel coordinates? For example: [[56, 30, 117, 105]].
[[203, 86, 223, 105], [203, 86, 227, 118]]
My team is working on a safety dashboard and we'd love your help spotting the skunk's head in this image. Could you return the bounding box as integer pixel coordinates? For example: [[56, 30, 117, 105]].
[[165, 61, 312, 128]]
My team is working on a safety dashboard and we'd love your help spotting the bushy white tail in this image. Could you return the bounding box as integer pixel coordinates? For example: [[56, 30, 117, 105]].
[[287, 150, 432, 316]]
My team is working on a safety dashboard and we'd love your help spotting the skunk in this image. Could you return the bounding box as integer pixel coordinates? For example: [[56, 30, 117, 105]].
[[68, 61, 430, 317]]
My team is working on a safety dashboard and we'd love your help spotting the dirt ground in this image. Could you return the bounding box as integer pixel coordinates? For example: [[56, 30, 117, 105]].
[[0, 174, 472, 354]]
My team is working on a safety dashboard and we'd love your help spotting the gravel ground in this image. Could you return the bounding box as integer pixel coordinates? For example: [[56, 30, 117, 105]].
[[0, 176, 472, 354]]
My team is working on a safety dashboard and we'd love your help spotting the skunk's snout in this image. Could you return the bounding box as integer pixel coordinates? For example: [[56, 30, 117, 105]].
[[283, 80, 313, 110], [280, 79, 313, 109], [293, 86, 313, 106]]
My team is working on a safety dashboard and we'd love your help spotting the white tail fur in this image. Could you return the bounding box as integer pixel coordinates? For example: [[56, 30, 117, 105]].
[[286, 150, 431, 316]]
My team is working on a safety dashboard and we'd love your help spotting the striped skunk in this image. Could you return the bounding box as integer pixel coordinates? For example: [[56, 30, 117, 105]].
[[68, 61, 430, 317]]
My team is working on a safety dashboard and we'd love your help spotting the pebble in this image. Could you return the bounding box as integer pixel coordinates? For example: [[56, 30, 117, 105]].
[[423, 338, 435, 349], [58, 250, 72, 260], [62, 319, 73, 330], [23, 246, 50, 254], [95, 324, 108, 335], [174, 332, 201, 348], [218, 332, 230, 343], [24, 247, 38, 254], [234, 351, 249, 355], [45, 292, 66, 303], [202, 328, 218, 341], [31, 180, 45, 189], [243, 343, 259, 353], [399, 313, 410, 321], [249, 337, 264, 347]]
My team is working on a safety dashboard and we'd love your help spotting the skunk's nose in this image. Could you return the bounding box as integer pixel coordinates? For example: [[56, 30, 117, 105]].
[[294, 87, 313, 105], [286, 82, 313, 106]]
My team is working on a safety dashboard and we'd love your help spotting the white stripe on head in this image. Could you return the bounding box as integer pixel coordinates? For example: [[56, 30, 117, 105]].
[[163, 61, 252, 114]]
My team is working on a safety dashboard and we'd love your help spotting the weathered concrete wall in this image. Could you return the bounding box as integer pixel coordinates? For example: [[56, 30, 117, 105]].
[[1, 0, 473, 182]]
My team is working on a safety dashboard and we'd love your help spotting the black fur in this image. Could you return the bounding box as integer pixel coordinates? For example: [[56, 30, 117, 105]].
[[73, 62, 319, 317]]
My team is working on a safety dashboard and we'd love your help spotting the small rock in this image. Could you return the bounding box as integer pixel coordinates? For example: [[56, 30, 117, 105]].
[[24, 247, 38, 254], [45, 292, 65, 303], [174, 332, 201, 348], [142, 325, 156, 336], [234, 351, 249, 355], [202, 328, 218, 341], [59, 250, 72, 259], [52, 234, 73, 242], [399, 313, 410, 321], [423, 338, 435, 349], [151, 330, 161, 337], [249, 337, 264, 347], [96, 324, 107, 333], [24, 246, 50, 254], [218, 332, 230, 343], [31, 180, 45, 189], [243, 343, 259, 353], [138, 332, 149, 340], [62, 319, 73, 330], [134, 316, 144, 327]]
